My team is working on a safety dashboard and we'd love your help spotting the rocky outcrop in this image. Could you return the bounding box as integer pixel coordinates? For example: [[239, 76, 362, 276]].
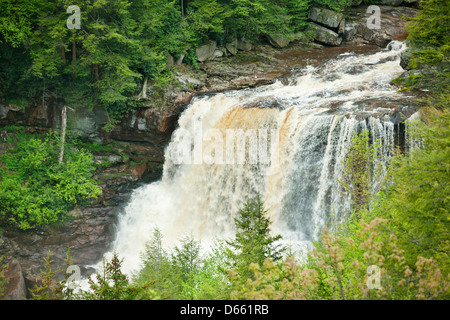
[[308, 5, 419, 48], [225, 39, 238, 55], [266, 34, 292, 49], [237, 38, 253, 52], [309, 22, 343, 46], [195, 41, 217, 62], [2, 259, 27, 300], [309, 7, 344, 30], [308, 7, 345, 46], [343, 5, 419, 47], [265, 32, 310, 49]]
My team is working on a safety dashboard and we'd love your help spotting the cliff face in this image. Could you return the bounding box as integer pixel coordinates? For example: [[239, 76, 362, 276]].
[[0, 4, 419, 299]]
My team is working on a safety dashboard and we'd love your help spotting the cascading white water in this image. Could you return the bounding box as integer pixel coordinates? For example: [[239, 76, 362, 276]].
[[98, 41, 415, 275]]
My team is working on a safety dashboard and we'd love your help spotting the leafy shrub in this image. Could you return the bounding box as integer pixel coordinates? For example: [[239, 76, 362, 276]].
[[0, 132, 101, 230], [230, 217, 450, 300]]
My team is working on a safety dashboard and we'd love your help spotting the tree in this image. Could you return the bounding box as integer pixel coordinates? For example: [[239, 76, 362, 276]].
[[226, 195, 286, 279], [370, 109, 450, 274], [0, 0, 41, 47], [339, 129, 383, 213], [83, 252, 160, 300], [230, 216, 450, 300], [400, 0, 450, 95], [132, 228, 183, 299]]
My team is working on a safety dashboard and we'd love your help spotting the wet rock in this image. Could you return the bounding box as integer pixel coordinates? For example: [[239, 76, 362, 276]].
[[343, 22, 359, 41], [309, 22, 343, 46], [177, 75, 203, 90], [343, 6, 419, 47]]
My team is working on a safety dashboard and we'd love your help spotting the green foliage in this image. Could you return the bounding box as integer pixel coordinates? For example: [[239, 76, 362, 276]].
[[182, 241, 231, 300], [231, 216, 450, 300], [82, 252, 160, 300], [171, 234, 202, 298], [401, 0, 450, 95], [0, 0, 41, 47], [28, 249, 76, 300], [133, 229, 230, 299], [226, 196, 286, 280], [0, 256, 9, 300], [0, 0, 314, 119], [0, 131, 101, 230], [133, 228, 184, 299], [369, 109, 450, 274], [311, 0, 352, 12], [339, 129, 383, 213]]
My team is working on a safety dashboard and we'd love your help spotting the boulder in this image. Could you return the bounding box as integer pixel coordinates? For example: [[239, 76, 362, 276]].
[[213, 49, 224, 58], [338, 18, 346, 34], [400, 48, 414, 70], [195, 41, 217, 62], [225, 39, 238, 55], [0, 104, 21, 120], [3, 259, 27, 300], [309, 22, 342, 46], [308, 7, 344, 30], [68, 105, 109, 143], [343, 6, 419, 47], [343, 22, 359, 41], [177, 75, 203, 89], [356, 23, 392, 48], [237, 38, 252, 51], [266, 34, 292, 49]]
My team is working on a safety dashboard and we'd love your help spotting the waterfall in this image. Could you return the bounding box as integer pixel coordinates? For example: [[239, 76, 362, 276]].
[[99, 41, 415, 275]]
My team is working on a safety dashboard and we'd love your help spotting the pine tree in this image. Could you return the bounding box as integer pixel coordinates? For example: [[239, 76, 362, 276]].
[[226, 195, 286, 279]]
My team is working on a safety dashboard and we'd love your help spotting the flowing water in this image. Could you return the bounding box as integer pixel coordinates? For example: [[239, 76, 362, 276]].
[[95, 41, 417, 275]]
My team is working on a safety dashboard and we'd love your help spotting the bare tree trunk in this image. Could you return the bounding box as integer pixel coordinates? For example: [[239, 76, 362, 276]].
[[176, 52, 186, 66], [93, 63, 100, 80], [140, 76, 148, 99], [61, 45, 66, 64], [58, 106, 67, 165], [72, 37, 76, 61], [72, 37, 77, 77], [58, 106, 74, 165], [42, 81, 46, 109]]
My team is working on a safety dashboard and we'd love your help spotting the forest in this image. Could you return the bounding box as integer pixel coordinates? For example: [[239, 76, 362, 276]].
[[0, 0, 449, 301]]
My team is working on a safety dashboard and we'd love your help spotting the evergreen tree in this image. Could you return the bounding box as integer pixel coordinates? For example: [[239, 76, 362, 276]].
[[132, 228, 182, 299], [226, 195, 286, 279]]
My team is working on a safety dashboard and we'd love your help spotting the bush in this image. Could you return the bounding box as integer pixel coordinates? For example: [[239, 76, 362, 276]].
[[0, 132, 101, 230]]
